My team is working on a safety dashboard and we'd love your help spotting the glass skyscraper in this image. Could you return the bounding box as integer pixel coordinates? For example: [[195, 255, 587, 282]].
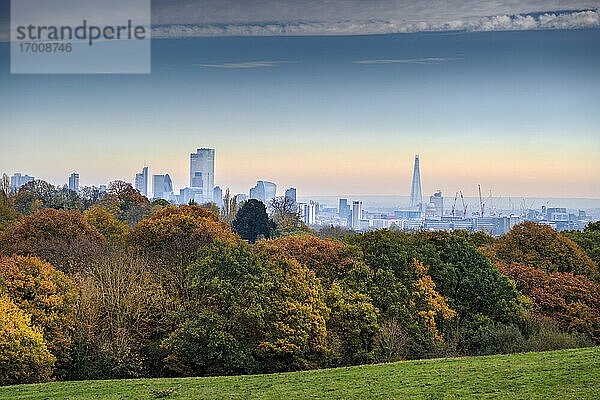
[[190, 148, 215, 204]]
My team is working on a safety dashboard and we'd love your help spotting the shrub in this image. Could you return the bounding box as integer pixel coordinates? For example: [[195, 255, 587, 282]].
[[0, 295, 55, 385]]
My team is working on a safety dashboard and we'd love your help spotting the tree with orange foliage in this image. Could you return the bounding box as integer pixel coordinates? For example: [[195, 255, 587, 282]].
[[253, 235, 363, 283], [497, 263, 600, 342], [128, 205, 239, 268], [0, 208, 105, 273]]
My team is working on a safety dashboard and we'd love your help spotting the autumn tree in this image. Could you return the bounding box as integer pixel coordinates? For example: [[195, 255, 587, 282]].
[[487, 222, 598, 281], [220, 189, 238, 224], [95, 182, 151, 227], [497, 263, 600, 342], [0, 295, 55, 385], [128, 205, 238, 268], [256, 258, 330, 372], [0, 209, 106, 273], [85, 206, 129, 244], [72, 249, 174, 379], [0, 204, 20, 232], [0, 256, 77, 378], [254, 236, 378, 365], [409, 259, 456, 343]]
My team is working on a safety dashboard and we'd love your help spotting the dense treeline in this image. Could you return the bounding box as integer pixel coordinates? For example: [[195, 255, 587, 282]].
[[0, 177, 598, 384]]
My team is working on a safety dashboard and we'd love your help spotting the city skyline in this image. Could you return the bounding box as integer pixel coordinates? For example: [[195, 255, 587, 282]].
[[4, 146, 600, 201]]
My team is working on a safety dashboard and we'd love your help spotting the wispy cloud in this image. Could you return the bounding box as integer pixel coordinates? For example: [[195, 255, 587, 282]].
[[194, 61, 294, 68], [353, 57, 460, 65]]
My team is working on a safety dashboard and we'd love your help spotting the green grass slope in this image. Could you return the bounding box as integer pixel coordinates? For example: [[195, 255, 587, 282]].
[[2, 347, 599, 400]]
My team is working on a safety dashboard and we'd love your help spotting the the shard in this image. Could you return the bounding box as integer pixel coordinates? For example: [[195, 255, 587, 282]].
[[409, 154, 423, 211]]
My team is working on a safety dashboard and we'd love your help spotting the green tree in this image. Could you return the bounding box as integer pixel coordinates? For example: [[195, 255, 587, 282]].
[[232, 199, 271, 243], [162, 242, 268, 376], [563, 221, 600, 274], [487, 222, 598, 281]]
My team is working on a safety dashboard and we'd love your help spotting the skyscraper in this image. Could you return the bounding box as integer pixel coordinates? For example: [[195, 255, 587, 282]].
[[10, 173, 34, 192], [429, 190, 444, 217], [190, 148, 215, 204], [300, 201, 316, 225], [213, 186, 223, 208], [338, 198, 350, 218], [250, 180, 276, 204], [409, 155, 423, 211], [152, 174, 173, 200], [351, 201, 363, 230], [135, 166, 149, 197], [68, 173, 80, 193]]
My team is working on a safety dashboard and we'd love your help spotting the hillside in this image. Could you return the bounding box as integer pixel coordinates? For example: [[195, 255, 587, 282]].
[[1, 347, 599, 400]]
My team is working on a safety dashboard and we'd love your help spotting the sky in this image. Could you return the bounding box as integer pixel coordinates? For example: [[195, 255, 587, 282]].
[[0, 1, 599, 198]]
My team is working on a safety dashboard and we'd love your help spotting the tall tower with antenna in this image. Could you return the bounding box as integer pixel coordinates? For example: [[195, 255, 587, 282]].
[[409, 154, 423, 212]]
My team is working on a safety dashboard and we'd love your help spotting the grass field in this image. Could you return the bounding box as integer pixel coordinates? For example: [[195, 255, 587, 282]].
[[1, 347, 599, 400]]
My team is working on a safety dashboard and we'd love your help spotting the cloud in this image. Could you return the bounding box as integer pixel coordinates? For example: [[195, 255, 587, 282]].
[[194, 61, 293, 68], [353, 58, 460, 65], [1, 2, 599, 40], [151, 9, 600, 37]]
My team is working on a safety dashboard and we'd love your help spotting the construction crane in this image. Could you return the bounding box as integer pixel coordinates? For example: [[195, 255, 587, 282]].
[[451, 192, 458, 218], [460, 191, 467, 218], [478, 184, 485, 217]]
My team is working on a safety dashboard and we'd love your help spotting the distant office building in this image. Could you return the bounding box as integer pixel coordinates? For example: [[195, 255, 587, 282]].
[[236, 193, 248, 204], [152, 174, 173, 200], [10, 173, 34, 192], [190, 148, 215, 204], [301, 201, 316, 225], [429, 190, 443, 217], [214, 186, 223, 208], [250, 181, 276, 205], [178, 187, 203, 205], [338, 198, 350, 218], [285, 187, 297, 203], [409, 155, 423, 212], [135, 166, 149, 197], [68, 173, 80, 193], [351, 201, 363, 230]]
